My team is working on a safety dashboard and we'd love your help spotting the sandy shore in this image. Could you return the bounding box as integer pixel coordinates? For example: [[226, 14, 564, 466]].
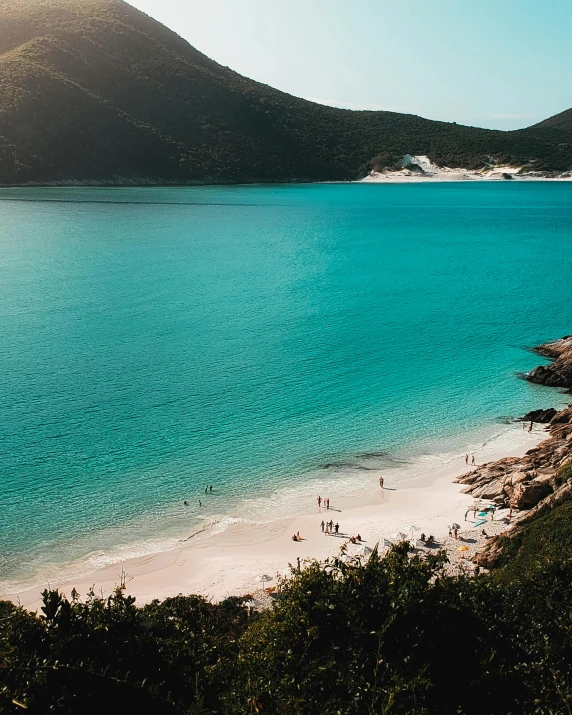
[[7, 424, 545, 611]]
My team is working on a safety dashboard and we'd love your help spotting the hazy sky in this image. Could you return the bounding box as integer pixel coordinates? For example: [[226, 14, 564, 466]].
[[127, 0, 570, 130]]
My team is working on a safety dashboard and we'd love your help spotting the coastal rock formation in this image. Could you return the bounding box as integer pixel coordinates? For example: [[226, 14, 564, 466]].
[[525, 335, 572, 389], [475, 479, 572, 569], [456, 403, 572, 509], [522, 408, 557, 423], [509, 480, 552, 509]]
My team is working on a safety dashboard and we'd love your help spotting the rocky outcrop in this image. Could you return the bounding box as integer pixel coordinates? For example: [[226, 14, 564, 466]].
[[509, 480, 552, 509], [525, 335, 572, 389], [456, 404, 572, 508], [522, 408, 557, 423], [475, 479, 572, 569]]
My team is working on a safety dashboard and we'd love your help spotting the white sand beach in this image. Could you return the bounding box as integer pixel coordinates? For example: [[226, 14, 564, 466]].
[[359, 155, 572, 183], [7, 424, 545, 611]]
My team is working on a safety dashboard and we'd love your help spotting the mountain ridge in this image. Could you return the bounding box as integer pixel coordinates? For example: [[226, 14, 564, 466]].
[[0, 0, 571, 185]]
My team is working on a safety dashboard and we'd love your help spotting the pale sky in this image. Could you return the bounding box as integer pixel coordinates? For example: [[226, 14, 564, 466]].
[[127, 0, 571, 130]]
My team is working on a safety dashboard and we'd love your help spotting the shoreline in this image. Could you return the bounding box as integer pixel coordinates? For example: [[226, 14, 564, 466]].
[[0, 175, 571, 192], [6, 423, 546, 611]]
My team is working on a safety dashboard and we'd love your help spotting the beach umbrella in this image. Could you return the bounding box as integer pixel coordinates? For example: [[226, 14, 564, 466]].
[[457, 545, 469, 552], [355, 545, 373, 556], [448, 523, 461, 530], [381, 538, 393, 548], [254, 574, 273, 591], [390, 532, 407, 541], [404, 524, 419, 535]]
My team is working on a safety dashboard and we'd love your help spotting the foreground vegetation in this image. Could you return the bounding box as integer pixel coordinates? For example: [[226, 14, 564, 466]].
[[1, 534, 572, 714], [0, 0, 571, 185]]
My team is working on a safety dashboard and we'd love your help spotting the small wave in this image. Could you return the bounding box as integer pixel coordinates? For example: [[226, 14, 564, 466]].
[[180, 514, 252, 542]]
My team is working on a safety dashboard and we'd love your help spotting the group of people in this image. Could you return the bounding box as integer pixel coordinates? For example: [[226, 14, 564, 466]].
[[463, 505, 496, 521], [448, 526, 459, 539], [465, 454, 476, 466], [522, 420, 534, 432], [348, 534, 362, 544], [321, 520, 339, 535], [183, 485, 214, 508], [317, 496, 331, 509], [292, 530, 304, 542]]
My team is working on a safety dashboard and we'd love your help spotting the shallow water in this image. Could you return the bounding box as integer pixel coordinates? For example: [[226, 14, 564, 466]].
[[0, 182, 571, 588]]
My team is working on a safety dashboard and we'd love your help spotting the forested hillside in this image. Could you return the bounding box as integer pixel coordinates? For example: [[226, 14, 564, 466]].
[[0, 0, 571, 185]]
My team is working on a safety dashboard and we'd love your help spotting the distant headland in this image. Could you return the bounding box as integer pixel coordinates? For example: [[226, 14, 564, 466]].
[[1, 0, 572, 186]]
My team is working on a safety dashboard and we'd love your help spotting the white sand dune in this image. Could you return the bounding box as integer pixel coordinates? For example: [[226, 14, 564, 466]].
[[360, 155, 572, 183]]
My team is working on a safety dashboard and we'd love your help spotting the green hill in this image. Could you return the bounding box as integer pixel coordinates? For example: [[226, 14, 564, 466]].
[[0, 0, 571, 184]]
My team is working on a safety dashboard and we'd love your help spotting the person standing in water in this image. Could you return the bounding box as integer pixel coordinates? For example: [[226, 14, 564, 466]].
[[529, 421, 533, 433], [317, 496, 322, 508]]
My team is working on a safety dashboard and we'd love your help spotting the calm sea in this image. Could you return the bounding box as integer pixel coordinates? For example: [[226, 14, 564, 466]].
[[1, 182, 571, 589]]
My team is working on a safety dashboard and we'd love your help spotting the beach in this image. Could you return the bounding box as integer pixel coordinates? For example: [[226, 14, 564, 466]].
[[359, 156, 572, 183], [8, 423, 545, 611]]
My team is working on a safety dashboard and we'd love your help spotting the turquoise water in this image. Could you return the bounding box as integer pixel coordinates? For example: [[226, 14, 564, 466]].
[[1, 182, 571, 588]]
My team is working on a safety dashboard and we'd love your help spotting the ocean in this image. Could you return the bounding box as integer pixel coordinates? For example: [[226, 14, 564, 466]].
[[1, 181, 571, 591]]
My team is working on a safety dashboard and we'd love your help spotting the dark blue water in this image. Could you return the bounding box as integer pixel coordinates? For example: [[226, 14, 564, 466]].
[[0, 182, 570, 588]]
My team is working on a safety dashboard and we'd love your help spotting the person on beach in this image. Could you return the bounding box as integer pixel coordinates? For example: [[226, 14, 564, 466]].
[[326, 499, 330, 510], [379, 476, 384, 489], [471, 455, 475, 465], [529, 421, 533, 433], [335, 523, 339, 534], [508, 508, 513, 520], [465, 454, 468, 465], [71, 587, 79, 602], [321, 520, 325, 532], [317, 496, 322, 508]]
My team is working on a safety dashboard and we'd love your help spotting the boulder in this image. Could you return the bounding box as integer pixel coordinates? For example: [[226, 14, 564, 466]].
[[509, 481, 552, 509], [522, 408, 557, 423]]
